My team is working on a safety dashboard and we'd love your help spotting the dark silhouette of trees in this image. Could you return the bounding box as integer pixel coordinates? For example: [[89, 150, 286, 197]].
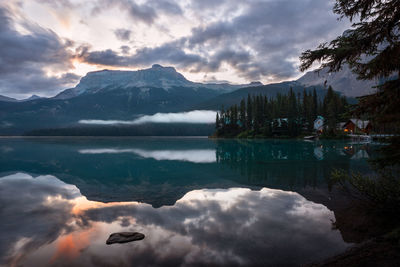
[[214, 88, 348, 138], [300, 0, 400, 165], [301, 0, 400, 215]]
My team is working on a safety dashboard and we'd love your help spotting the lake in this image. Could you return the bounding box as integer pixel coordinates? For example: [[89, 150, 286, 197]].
[[0, 137, 376, 266]]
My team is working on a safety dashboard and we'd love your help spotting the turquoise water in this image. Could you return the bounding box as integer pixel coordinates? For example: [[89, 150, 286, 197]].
[[0, 138, 375, 266]]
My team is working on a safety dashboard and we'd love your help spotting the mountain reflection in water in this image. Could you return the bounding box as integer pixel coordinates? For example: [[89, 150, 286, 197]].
[[0, 138, 374, 207], [0, 138, 376, 266], [0, 173, 349, 267]]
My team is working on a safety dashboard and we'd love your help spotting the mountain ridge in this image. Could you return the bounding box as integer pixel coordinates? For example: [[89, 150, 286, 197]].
[[1, 64, 376, 101], [0, 95, 17, 102], [296, 65, 377, 97], [54, 64, 263, 100], [195, 81, 356, 111], [0, 64, 366, 135]]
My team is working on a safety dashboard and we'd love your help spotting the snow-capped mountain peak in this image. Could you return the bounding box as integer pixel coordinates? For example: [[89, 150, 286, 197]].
[[74, 64, 193, 95]]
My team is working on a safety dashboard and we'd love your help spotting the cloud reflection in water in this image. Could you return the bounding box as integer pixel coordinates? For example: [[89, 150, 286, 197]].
[[0, 173, 349, 267], [78, 148, 216, 163]]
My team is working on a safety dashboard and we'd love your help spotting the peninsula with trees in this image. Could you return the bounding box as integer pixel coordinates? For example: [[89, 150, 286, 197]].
[[214, 86, 349, 138]]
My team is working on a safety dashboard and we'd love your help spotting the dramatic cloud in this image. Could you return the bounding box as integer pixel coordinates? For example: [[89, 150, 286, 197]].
[[0, 0, 351, 97], [92, 0, 182, 25], [92, 0, 157, 25], [0, 4, 79, 98], [76, 0, 349, 82], [187, 0, 350, 80], [79, 110, 217, 125], [76, 40, 206, 69], [34, 0, 76, 9], [113, 28, 132, 41]]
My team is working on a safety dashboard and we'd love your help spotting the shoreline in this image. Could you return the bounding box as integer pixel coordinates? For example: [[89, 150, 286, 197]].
[[0, 135, 384, 143], [308, 235, 400, 266], [0, 135, 210, 139]]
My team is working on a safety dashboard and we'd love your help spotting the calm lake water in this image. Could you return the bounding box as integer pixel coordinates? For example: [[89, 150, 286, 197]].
[[0, 137, 376, 267]]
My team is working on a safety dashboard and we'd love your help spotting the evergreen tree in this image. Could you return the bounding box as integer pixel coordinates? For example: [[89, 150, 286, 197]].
[[312, 88, 318, 120], [262, 96, 270, 128], [239, 99, 246, 129], [322, 86, 341, 135], [300, 0, 400, 166], [220, 105, 226, 128], [215, 112, 220, 131], [254, 95, 264, 133], [215, 89, 348, 138], [246, 94, 253, 131], [233, 105, 238, 127], [288, 88, 299, 136], [302, 89, 308, 120]]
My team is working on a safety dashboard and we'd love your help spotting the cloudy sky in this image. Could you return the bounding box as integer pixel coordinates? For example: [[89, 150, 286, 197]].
[[0, 0, 349, 98]]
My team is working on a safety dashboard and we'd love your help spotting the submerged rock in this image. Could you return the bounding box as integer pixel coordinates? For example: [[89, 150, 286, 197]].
[[106, 232, 145, 245]]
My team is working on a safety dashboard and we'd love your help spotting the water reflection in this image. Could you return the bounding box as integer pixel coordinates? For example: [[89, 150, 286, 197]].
[[215, 140, 373, 189], [79, 148, 216, 163], [0, 138, 375, 207], [0, 173, 349, 267]]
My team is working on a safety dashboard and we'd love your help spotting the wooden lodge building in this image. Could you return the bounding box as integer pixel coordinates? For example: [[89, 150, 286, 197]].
[[342, 119, 372, 134]]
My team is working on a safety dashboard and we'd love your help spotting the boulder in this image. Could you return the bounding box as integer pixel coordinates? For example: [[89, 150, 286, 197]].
[[106, 232, 145, 245]]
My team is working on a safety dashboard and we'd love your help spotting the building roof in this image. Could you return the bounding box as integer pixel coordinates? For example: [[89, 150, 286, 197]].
[[272, 118, 288, 127], [345, 119, 371, 130], [314, 116, 324, 131]]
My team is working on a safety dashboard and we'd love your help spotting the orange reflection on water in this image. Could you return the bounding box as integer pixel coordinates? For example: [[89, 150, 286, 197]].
[[71, 196, 139, 216], [49, 226, 94, 264], [49, 196, 140, 264]]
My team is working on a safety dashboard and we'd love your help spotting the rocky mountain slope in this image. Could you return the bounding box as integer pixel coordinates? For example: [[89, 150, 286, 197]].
[[54, 64, 261, 99], [297, 65, 377, 97], [0, 64, 362, 135], [0, 65, 262, 134]]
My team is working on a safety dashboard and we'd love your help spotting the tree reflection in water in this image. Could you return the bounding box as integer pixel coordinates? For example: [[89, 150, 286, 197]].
[[0, 138, 375, 266], [215, 139, 372, 190]]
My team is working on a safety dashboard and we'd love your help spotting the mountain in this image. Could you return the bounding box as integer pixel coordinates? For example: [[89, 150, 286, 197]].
[[73, 64, 194, 96], [22, 95, 43, 101], [196, 81, 356, 110], [0, 95, 17, 102], [53, 88, 77, 100], [0, 86, 219, 134], [296, 65, 377, 97], [0, 94, 45, 102], [19, 95, 46, 102], [0, 64, 355, 135], [54, 64, 261, 99], [0, 65, 263, 134]]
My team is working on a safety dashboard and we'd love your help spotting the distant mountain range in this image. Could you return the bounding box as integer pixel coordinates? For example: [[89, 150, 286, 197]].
[[297, 65, 377, 97], [0, 64, 371, 135], [197, 82, 330, 110], [0, 94, 44, 102], [54, 64, 262, 99], [0, 95, 17, 102]]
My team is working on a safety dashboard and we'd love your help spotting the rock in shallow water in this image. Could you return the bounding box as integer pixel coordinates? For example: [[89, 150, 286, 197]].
[[106, 232, 145, 245]]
